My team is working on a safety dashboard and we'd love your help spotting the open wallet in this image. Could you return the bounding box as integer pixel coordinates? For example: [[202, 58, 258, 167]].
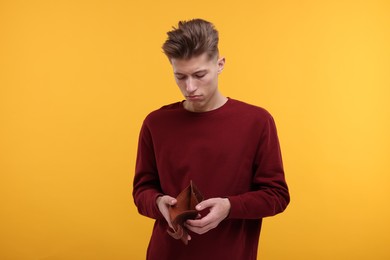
[[166, 180, 204, 245]]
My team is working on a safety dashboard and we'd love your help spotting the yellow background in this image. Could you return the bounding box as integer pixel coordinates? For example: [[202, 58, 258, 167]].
[[1, 0, 389, 259]]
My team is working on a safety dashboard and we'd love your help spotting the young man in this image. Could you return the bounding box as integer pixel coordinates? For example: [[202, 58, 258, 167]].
[[133, 19, 290, 260]]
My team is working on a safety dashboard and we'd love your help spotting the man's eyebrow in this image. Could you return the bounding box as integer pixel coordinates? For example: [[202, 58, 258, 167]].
[[174, 69, 207, 74], [193, 69, 207, 74]]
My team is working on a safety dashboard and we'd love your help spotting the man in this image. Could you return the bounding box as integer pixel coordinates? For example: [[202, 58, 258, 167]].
[[133, 19, 289, 260]]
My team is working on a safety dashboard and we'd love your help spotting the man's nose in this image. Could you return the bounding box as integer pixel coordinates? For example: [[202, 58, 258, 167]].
[[185, 77, 197, 93]]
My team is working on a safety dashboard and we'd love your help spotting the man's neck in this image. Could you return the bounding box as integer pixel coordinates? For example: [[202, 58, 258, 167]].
[[184, 95, 228, 113]]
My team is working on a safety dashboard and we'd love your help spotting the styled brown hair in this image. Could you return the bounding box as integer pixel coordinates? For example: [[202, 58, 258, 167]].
[[162, 19, 219, 60]]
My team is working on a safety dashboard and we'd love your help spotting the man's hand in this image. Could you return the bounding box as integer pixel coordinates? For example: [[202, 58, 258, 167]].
[[185, 198, 231, 235], [156, 195, 177, 229]]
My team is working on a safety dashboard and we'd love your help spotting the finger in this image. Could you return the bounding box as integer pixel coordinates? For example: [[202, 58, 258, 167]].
[[161, 196, 176, 206], [185, 221, 215, 235], [186, 213, 214, 227], [195, 198, 216, 211], [168, 198, 177, 206]]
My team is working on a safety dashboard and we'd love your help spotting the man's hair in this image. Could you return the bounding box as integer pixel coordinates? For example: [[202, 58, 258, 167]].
[[162, 19, 219, 60]]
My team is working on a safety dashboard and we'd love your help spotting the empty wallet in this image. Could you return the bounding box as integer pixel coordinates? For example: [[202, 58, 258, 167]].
[[167, 180, 204, 245]]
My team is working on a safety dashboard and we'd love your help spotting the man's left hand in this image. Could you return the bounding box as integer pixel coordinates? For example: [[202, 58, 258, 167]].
[[185, 197, 231, 235]]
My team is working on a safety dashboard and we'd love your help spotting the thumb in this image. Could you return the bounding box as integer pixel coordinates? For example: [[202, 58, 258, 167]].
[[170, 198, 177, 206], [195, 198, 215, 211], [166, 196, 177, 206]]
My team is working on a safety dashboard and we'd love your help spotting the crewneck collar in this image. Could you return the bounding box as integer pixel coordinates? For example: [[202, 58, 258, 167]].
[[180, 97, 233, 116]]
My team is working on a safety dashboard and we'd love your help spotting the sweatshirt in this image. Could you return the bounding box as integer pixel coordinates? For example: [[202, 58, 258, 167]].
[[133, 98, 290, 260]]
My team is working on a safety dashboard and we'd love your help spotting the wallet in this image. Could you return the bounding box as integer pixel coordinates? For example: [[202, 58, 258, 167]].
[[167, 180, 204, 245]]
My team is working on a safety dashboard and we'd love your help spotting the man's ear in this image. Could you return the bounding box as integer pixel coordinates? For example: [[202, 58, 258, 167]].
[[217, 57, 225, 74]]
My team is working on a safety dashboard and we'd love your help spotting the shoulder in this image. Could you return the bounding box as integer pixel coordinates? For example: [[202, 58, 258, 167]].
[[228, 99, 279, 137], [143, 101, 183, 124], [228, 98, 273, 121]]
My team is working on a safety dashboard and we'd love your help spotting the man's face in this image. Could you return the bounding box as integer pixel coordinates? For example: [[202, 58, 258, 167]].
[[171, 53, 225, 112]]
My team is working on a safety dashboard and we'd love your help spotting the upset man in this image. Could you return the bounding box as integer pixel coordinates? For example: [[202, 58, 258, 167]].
[[133, 18, 290, 260]]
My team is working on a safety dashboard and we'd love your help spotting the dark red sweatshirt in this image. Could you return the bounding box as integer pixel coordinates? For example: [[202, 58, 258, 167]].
[[133, 98, 289, 260]]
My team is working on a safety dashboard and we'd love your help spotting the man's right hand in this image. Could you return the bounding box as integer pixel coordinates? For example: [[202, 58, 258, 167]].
[[156, 195, 177, 229]]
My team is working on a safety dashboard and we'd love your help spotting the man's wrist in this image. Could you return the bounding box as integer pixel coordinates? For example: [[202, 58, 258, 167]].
[[223, 198, 231, 219], [156, 195, 163, 206]]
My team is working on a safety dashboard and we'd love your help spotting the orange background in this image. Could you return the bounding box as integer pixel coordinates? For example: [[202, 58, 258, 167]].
[[1, 0, 389, 259]]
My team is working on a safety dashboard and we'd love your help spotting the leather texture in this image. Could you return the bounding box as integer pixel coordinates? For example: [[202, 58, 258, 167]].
[[167, 180, 203, 245]]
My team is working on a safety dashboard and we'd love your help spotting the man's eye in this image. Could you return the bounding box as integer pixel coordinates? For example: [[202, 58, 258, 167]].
[[195, 74, 206, 79], [176, 75, 186, 80]]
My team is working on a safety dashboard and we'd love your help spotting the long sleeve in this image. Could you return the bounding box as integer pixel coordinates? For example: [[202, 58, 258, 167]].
[[227, 115, 290, 219], [132, 121, 164, 219]]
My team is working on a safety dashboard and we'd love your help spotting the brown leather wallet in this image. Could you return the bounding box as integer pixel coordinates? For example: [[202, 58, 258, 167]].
[[167, 180, 204, 245]]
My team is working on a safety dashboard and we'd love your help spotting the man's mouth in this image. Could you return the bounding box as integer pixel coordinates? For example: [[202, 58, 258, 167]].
[[186, 95, 202, 100]]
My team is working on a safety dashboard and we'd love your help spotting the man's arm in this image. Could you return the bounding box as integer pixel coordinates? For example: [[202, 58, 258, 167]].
[[227, 115, 290, 219], [132, 122, 165, 219]]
